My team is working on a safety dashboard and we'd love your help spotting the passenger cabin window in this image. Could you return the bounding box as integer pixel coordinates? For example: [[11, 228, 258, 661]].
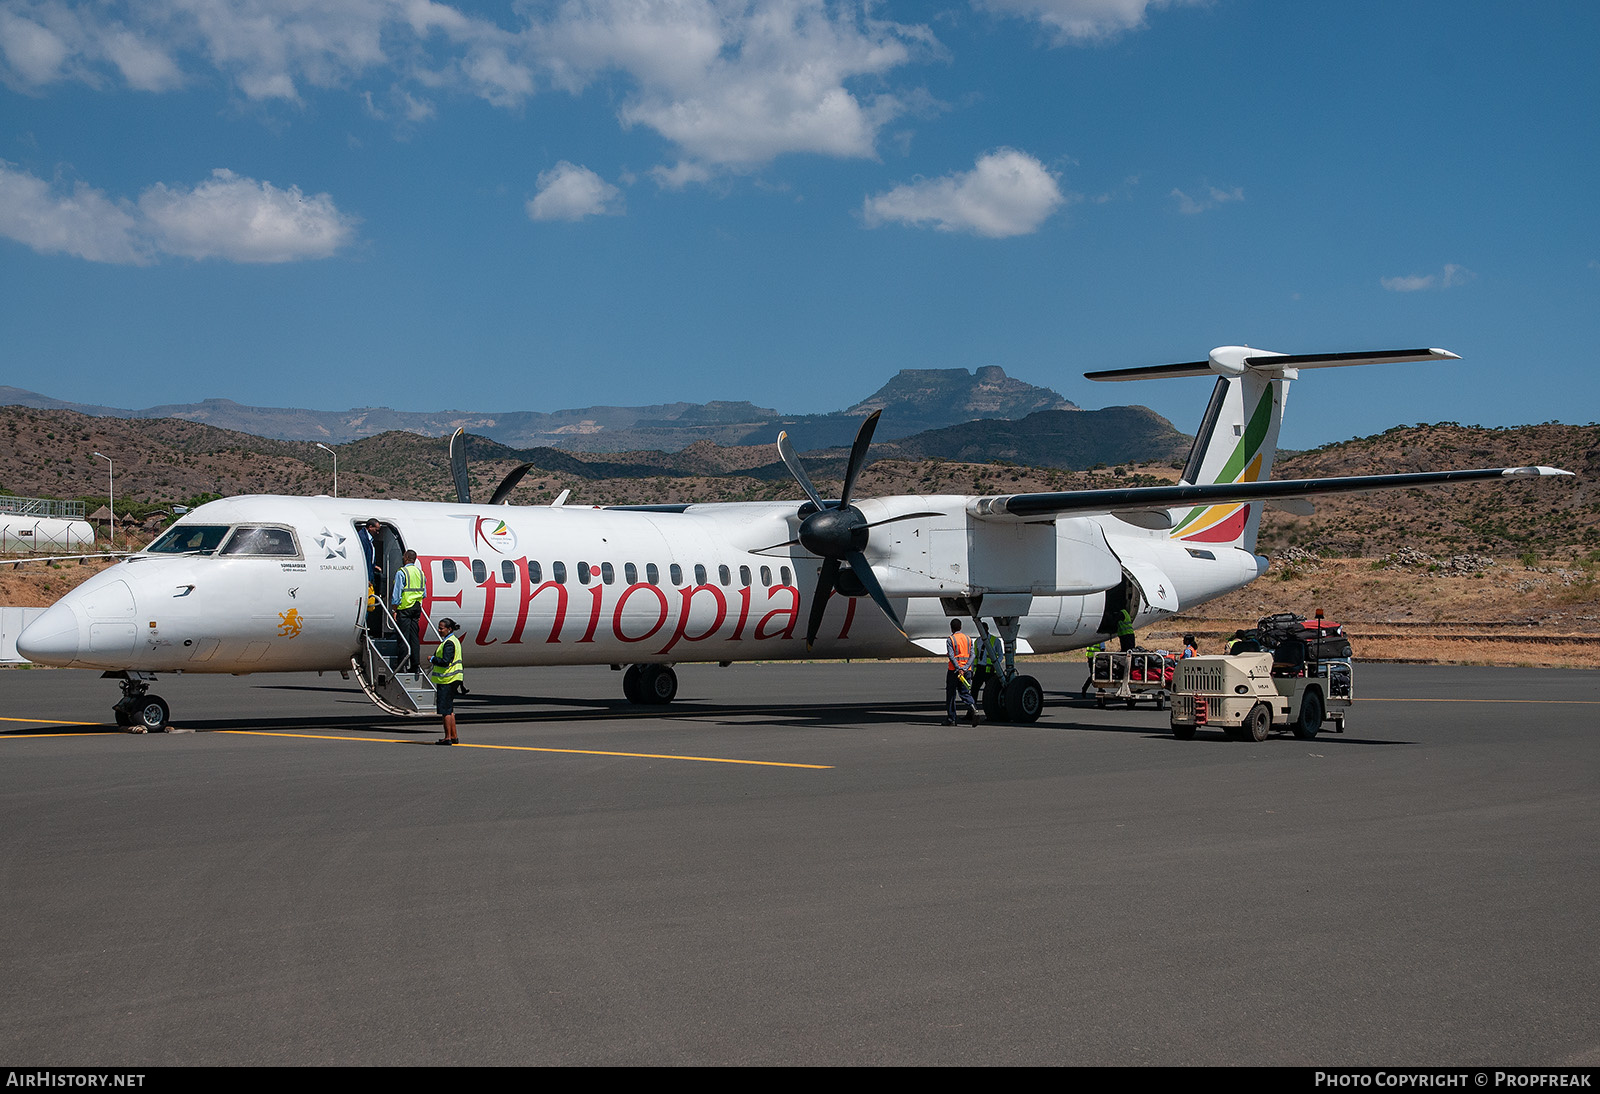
[[440, 559, 458, 583], [718, 565, 731, 586], [552, 561, 567, 584], [471, 559, 488, 585], [147, 524, 231, 556], [578, 561, 591, 585], [670, 564, 683, 585], [760, 565, 772, 585], [624, 563, 638, 584], [529, 560, 543, 583], [601, 562, 615, 585], [502, 561, 516, 583], [694, 564, 707, 585], [781, 566, 792, 585], [646, 563, 659, 586], [739, 565, 751, 587], [217, 526, 300, 557]]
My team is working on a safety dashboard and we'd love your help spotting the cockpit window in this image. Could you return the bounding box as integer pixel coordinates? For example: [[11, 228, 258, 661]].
[[218, 526, 301, 557], [146, 524, 232, 556]]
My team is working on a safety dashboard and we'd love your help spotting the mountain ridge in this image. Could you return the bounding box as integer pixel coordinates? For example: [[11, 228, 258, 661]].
[[0, 365, 1079, 453]]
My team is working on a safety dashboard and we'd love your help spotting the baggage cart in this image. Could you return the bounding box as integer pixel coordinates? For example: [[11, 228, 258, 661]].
[[1088, 650, 1175, 710]]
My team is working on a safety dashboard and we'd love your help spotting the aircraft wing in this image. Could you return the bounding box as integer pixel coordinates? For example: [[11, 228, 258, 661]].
[[968, 466, 1572, 524]]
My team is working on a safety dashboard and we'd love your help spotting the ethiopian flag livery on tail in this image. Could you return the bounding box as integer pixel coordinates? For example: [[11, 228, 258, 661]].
[[1169, 369, 1285, 552]]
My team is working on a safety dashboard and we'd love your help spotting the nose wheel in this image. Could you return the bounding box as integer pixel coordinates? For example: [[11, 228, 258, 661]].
[[112, 677, 170, 732]]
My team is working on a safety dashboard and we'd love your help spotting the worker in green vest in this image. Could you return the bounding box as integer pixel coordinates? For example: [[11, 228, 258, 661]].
[[1080, 641, 1105, 698], [1116, 605, 1136, 651], [430, 617, 464, 745], [391, 549, 425, 673], [973, 620, 1004, 699]]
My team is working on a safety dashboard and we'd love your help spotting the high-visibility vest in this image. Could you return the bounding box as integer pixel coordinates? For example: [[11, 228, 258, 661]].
[[1116, 609, 1135, 637], [947, 631, 972, 672], [397, 562, 425, 610], [977, 632, 1003, 668], [1085, 641, 1105, 664], [430, 634, 463, 687]]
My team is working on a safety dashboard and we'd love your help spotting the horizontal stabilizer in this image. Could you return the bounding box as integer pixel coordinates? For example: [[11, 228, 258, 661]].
[[970, 466, 1572, 523], [1086, 346, 1459, 382]]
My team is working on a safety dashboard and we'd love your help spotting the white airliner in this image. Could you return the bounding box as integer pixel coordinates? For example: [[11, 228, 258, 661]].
[[16, 346, 1570, 730]]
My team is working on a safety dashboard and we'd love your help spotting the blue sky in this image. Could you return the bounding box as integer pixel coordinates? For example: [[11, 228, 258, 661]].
[[1, 0, 1596, 451]]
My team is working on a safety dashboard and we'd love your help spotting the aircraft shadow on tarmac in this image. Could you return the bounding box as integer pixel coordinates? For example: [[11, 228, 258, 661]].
[[1, 685, 1409, 744]]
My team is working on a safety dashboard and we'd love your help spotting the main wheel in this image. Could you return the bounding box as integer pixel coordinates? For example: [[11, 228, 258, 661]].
[[135, 695, 170, 732], [622, 665, 643, 704], [1243, 702, 1272, 742], [1004, 675, 1044, 723], [1292, 688, 1324, 739], [982, 680, 1009, 722], [640, 664, 678, 705]]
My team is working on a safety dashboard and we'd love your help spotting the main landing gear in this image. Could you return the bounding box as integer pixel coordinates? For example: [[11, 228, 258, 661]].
[[977, 615, 1044, 724], [622, 664, 678, 705], [110, 673, 170, 731], [981, 674, 1045, 724]]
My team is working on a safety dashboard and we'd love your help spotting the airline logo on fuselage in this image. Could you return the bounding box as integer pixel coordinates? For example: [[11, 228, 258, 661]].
[[473, 517, 518, 555]]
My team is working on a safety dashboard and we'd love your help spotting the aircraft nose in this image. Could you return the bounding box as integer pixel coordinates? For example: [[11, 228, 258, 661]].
[[16, 600, 84, 666]]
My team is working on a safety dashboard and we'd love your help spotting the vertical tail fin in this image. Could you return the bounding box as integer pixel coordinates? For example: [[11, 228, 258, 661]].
[[1168, 369, 1286, 551]]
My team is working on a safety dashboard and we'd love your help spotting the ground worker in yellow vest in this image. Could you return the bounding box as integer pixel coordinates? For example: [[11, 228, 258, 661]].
[[944, 618, 979, 726], [1080, 640, 1105, 697], [391, 549, 425, 673], [430, 616, 464, 745], [1116, 605, 1137, 651], [973, 620, 1004, 699]]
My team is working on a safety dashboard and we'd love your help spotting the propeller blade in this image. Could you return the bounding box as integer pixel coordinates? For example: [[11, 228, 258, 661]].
[[489, 463, 534, 506], [863, 511, 943, 530], [837, 410, 881, 509], [777, 430, 827, 511], [751, 536, 803, 554], [845, 550, 906, 638], [448, 428, 470, 505], [805, 558, 840, 651]]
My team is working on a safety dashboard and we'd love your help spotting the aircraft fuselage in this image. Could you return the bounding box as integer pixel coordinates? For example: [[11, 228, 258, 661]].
[[18, 492, 1263, 674]]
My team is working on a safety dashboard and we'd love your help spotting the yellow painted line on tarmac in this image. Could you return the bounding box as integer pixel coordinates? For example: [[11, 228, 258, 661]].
[[3, 731, 120, 737], [217, 730, 832, 769], [0, 716, 107, 726]]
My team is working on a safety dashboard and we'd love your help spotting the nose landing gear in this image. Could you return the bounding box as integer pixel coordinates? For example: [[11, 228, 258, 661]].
[[110, 673, 170, 731]]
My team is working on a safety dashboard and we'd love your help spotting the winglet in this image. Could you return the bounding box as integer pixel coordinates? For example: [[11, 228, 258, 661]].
[[1502, 466, 1574, 477]]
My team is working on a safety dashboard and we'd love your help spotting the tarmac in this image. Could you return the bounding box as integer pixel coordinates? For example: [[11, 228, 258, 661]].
[[1, 660, 1597, 1066]]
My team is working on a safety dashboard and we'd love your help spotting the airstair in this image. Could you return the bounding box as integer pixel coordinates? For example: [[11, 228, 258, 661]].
[[351, 604, 433, 716]]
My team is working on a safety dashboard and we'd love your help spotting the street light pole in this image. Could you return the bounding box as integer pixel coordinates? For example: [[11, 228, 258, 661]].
[[314, 442, 338, 498], [93, 451, 113, 547]]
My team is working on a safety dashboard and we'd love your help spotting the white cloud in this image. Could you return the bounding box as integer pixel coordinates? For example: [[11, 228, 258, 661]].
[[138, 168, 357, 261], [552, 0, 935, 173], [0, 1, 935, 178], [974, 0, 1196, 43], [0, 0, 530, 104], [0, 160, 146, 263], [650, 160, 715, 191], [862, 148, 1065, 238], [0, 161, 356, 263], [526, 161, 623, 222], [1381, 264, 1475, 293], [1170, 184, 1243, 214]]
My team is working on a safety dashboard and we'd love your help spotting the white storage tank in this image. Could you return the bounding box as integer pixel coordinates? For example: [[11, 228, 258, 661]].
[[0, 516, 95, 551]]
